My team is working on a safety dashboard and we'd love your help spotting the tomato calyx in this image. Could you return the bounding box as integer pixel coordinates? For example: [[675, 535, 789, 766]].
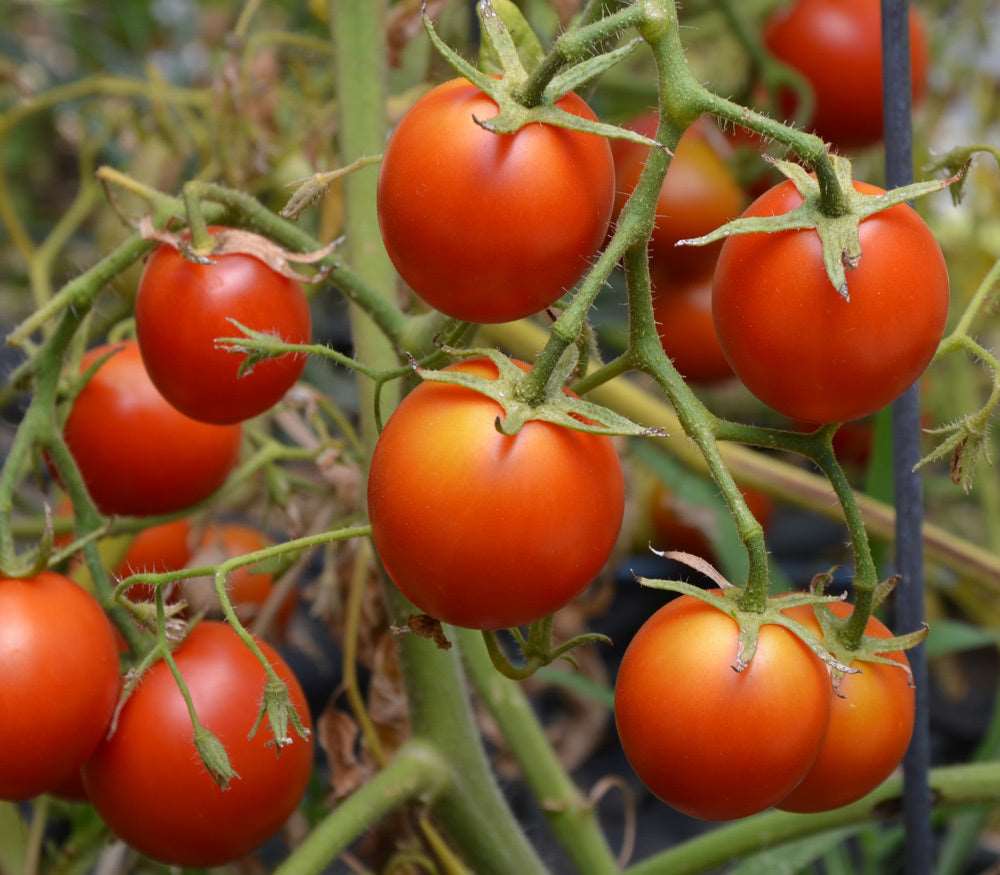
[[414, 347, 664, 438], [638, 557, 857, 676], [250, 674, 312, 751], [483, 615, 612, 681], [422, 2, 658, 147], [802, 570, 927, 694], [137, 220, 339, 283], [676, 155, 961, 299]]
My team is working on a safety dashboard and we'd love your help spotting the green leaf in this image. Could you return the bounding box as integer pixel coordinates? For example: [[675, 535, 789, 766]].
[[925, 618, 1000, 658], [727, 827, 859, 875]]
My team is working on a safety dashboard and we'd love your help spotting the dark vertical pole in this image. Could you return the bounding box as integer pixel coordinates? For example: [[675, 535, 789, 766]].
[[881, 2, 932, 873]]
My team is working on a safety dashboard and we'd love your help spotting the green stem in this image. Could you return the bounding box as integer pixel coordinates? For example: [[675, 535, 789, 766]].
[[19, 797, 48, 875], [625, 762, 1000, 875], [515, 5, 646, 107], [459, 630, 619, 875], [572, 353, 635, 395], [273, 742, 450, 875], [182, 182, 214, 252]]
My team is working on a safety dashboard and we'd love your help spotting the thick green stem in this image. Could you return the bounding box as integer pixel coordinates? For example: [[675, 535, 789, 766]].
[[273, 742, 451, 875], [624, 762, 1000, 875], [459, 630, 619, 875]]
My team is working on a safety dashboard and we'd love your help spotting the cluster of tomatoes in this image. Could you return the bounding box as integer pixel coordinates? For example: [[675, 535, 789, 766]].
[[1, 229, 317, 865], [0, 5, 947, 868], [371, 0, 944, 824]]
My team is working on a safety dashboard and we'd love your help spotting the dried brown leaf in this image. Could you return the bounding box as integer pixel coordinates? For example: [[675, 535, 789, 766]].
[[368, 633, 411, 755], [405, 614, 452, 650], [316, 706, 372, 800]]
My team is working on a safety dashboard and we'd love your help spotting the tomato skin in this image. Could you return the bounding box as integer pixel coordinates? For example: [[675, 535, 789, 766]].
[[368, 359, 624, 629], [136, 228, 311, 424], [652, 268, 733, 385], [778, 603, 914, 812], [612, 116, 745, 276], [0, 572, 120, 801], [185, 524, 297, 631], [713, 180, 949, 423], [64, 342, 242, 516], [377, 78, 614, 323], [615, 594, 831, 820], [764, 0, 929, 150], [117, 518, 193, 601], [83, 622, 313, 867]]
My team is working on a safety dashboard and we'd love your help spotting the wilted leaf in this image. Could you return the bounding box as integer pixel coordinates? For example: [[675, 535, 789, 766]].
[[316, 707, 371, 800]]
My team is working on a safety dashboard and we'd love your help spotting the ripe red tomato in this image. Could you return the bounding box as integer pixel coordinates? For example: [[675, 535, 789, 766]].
[[0, 572, 120, 801], [650, 482, 773, 560], [778, 602, 914, 812], [368, 358, 624, 629], [136, 227, 311, 424], [116, 518, 193, 601], [615, 593, 831, 820], [83, 622, 313, 866], [764, 0, 929, 150], [713, 180, 949, 423], [64, 342, 242, 516], [612, 115, 745, 276], [377, 78, 614, 323], [185, 524, 297, 631], [652, 267, 732, 384]]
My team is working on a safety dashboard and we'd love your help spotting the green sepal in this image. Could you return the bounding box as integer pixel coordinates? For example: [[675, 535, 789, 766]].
[[424, 2, 659, 148], [543, 38, 643, 103], [414, 346, 665, 439], [635, 574, 857, 675], [248, 675, 312, 749], [216, 318, 291, 378], [676, 155, 960, 300], [924, 144, 998, 205], [477, 0, 541, 79], [422, 7, 499, 98], [194, 725, 239, 789], [478, 101, 661, 148]]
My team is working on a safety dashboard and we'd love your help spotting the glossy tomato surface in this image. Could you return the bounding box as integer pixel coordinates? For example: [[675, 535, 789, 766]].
[[612, 115, 745, 275], [652, 267, 733, 384], [84, 622, 313, 866], [64, 342, 242, 515], [116, 519, 193, 577], [764, 0, 929, 150], [779, 602, 914, 812], [378, 78, 614, 323], [0, 572, 120, 800], [185, 524, 296, 630], [713, 180, 949, 423], [368, 358, 624, 629], [136, 228, 311, 424], [614, 593, 831, 820]]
